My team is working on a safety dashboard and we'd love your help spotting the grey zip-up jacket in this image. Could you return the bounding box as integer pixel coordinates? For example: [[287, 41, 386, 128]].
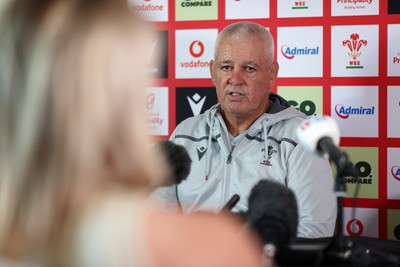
[[153, 93, 337, 238]]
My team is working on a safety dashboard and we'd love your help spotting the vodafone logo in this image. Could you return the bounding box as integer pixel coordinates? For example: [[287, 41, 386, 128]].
[[189, 41, 205, 58], [346, 219, 364, 236], [391, 166, 400, 181]]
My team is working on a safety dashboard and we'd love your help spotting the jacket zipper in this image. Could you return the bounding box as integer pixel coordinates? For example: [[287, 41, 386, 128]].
[[226, 145, 235, 164]]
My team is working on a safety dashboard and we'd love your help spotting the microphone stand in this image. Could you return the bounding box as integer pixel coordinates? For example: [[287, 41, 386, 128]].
[[321, 152, 400, 267], [322, 151, 357, 264]]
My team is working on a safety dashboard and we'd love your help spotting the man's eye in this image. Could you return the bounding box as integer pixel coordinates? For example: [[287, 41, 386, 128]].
[[221, 65, 231, 71], [246, 66, 256, 72]]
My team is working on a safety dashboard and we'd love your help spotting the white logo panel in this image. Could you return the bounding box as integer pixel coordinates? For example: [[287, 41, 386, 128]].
[[331, 86, 378, 137], [145, 87, 169, 136], [388, 86, 400, 137], [277, 0, 323, 18], [388, 24, 400, 77], [128, 0, 168, 22], [277, 26, 323, 77], [331, 0, 379, 16], [343, 208, 378, 238], [226, 0, 269, 19], [331, 25, 379, 77], [387, 148, 400, 200], [175, 29, 218, 79]]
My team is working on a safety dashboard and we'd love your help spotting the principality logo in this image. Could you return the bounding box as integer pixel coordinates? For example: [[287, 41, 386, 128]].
[[335, 104, 375, 119], [146, 93, 156, 110], [342, 33, 368, 69], [189, 40, 205, 58], [393, 52, 400, 64], [292, 1, 308, 9], [346, 219, 364, 236], [391, 166, 400, 181], [260, 145, 276, 166], [281, 45, 319, 60]]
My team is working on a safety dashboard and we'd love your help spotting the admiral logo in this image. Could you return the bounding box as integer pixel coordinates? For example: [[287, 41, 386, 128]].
[[345, 161, 373, 184], [292, 1, 308, 9], [335, 104, 375, 119], [342, 33, 368, 69], [346, 219, 364, 236], [181, 0, 212, 7], [281, 45, 320, 59], [288, 100, 316, 116], [189, 41, 205, 58], [391, 166, 400, 181], [131, 0, 164, 11]]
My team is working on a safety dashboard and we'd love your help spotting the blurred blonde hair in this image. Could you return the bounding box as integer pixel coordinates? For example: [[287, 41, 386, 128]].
[[0, 0, 167, 260]]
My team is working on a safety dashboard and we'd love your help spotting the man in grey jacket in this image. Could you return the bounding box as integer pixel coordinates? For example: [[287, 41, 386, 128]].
[[153, 21, 337, 238]]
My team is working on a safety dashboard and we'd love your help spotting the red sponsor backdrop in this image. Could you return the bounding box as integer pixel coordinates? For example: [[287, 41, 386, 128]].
[[140, 0, 400, 240]]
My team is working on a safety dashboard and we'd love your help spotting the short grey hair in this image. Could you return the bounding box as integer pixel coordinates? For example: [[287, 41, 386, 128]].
[[214, 21, 274, 63]]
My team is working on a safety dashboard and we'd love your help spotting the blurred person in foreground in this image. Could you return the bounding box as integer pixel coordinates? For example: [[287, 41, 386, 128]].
[[152, 21, 337, 239], [0, 1, 266, 267]]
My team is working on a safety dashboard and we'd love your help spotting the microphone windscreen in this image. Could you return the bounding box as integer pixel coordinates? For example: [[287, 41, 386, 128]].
[[157, 140, 192, 186], [246, 179, 298, 251]]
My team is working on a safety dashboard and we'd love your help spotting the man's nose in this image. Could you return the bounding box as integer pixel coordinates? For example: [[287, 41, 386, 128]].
[[228, 68, 243, 85]]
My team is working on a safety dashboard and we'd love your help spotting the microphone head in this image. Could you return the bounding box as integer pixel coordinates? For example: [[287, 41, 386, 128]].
[[296, 116, 340, 158], [157, 140, 192, 186], [246, 179, 298, 252]]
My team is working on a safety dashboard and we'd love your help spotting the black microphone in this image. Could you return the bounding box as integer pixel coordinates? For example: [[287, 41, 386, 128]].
[[157, 140, 192, 186], [245, 180, 298, 257]]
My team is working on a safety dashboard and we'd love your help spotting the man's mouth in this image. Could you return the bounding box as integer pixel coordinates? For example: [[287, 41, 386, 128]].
[[229, 92, 243, 96]]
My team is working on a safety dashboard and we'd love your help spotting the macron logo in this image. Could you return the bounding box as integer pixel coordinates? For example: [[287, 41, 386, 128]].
[[187, 93, 206, 116]]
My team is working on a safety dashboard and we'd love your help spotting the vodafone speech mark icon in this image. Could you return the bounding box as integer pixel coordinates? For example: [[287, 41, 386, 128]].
[[346, 219, 364, 236], [189, 40, 205, 58]]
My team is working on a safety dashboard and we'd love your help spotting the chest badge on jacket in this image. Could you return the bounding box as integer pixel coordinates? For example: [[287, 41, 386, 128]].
[[197, 146, 207, 161], [260, 145, 277, 166]]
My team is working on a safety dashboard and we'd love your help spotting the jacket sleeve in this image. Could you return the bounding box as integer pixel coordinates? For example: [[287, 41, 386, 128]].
[[287, 143, 338, 238], [149, 185, 180, 212]]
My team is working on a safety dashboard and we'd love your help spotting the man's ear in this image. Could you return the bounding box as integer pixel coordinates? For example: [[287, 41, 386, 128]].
[[210, 60, 215, 83], [268, 62, 279, 89]]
